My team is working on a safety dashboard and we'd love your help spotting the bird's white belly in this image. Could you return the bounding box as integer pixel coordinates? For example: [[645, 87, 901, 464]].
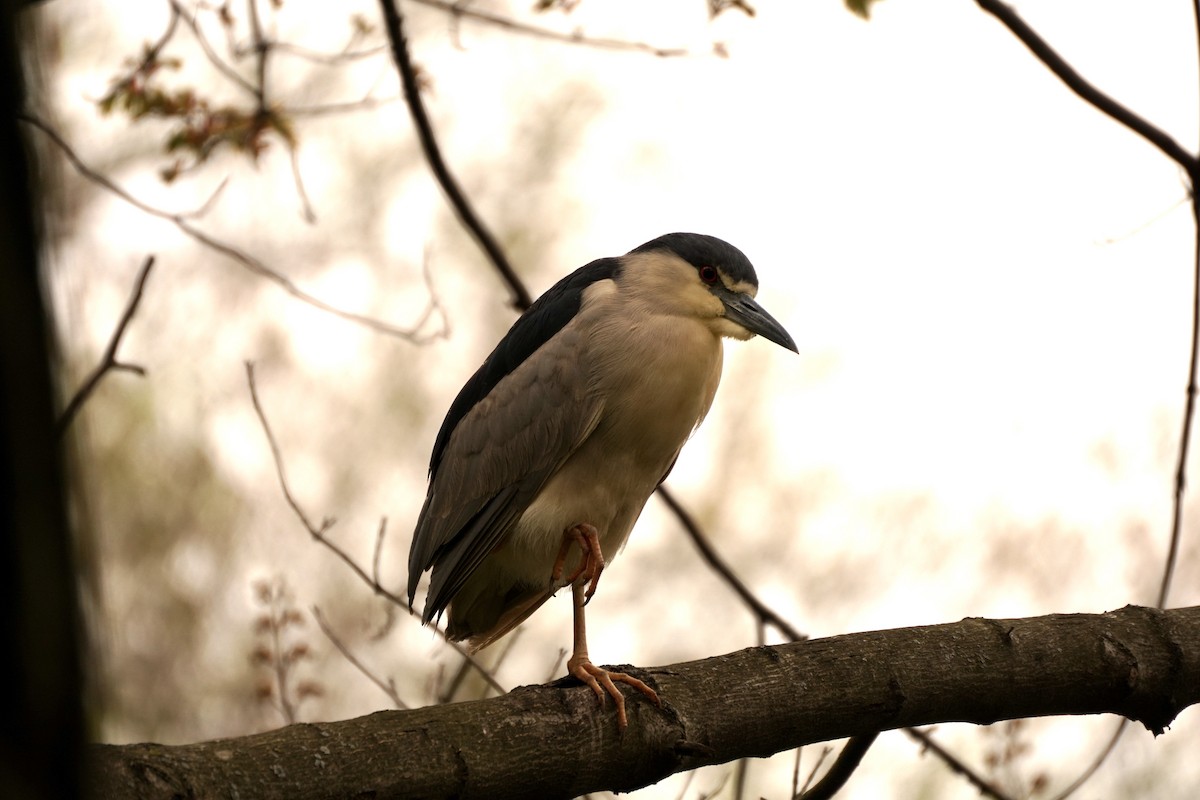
[[491, 313, 722, 586]]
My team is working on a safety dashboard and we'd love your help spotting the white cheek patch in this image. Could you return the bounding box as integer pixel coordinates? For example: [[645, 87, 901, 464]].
[[717, 271, 759, 299], [710, 317, 755, 341]]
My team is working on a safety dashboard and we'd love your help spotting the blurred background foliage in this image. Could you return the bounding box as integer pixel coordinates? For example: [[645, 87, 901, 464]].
[[24, 0, 1200, 798]]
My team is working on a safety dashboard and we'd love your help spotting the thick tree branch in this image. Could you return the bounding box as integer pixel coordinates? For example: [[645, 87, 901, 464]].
[[85, 605, 1200, 800]]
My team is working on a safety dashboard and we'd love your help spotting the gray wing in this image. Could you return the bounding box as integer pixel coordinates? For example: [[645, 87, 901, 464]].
[[409, 325, 604, 623]]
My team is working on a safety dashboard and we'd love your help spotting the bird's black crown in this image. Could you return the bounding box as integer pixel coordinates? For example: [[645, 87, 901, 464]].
[[630, 232, 759, 288]]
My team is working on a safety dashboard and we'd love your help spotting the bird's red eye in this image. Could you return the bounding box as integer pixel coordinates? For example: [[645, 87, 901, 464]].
[[699, 265, 719, 285]]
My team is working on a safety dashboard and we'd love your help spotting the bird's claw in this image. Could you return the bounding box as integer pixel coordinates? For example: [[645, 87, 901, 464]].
[[567, 653, 660, 731], [549, 523, 605, 601]]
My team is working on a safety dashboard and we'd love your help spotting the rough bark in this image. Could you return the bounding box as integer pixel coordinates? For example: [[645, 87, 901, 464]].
[[86, 604, 1199, 800]]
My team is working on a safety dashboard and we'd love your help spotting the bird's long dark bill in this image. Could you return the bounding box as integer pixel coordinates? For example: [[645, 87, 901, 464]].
[[721, 292, 798, 353]]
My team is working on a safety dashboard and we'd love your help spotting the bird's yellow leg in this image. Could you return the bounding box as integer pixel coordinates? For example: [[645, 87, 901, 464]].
[[566, 581, 660, 730], [550, 523, 605, 601]]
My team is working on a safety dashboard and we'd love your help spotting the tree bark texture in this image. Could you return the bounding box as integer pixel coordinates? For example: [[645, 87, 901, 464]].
[[86, 605, 1200, 800]]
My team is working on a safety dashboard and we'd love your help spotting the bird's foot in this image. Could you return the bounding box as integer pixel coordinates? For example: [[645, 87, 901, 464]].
[[550, 523, 605, 602], [567, 652, 660, 731]]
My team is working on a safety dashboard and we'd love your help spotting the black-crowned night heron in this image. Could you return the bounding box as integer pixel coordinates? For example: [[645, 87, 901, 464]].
[[408, 232, 797, 728]]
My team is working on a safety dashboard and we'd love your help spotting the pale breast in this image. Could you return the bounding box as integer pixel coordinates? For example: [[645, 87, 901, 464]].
[[499, 301, 724, 580]]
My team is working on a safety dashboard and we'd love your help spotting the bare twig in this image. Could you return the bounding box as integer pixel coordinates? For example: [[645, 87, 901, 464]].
[[543, 647, 568, 684], [244, 362, 506, 696], [371, 516, 388, 589], [1162, 198, 1200, 610], [973, 4, 1200, 796], [377, 0, 533, 309], [22, 114, 442, 341], [793, 747, 832, 799], [245, 0, 269, 108], [438, 627, 522, 704], [656, 486, 1000, 799], [797, 732, 880, 800], [57, 255, 155, 435], [1160, 0, 1200, 612], [170, 0, 258, 97], [290, 95, 401, 117], [105, 3, 183, 98], [182, 177, 232, 220], [267, 588, 298, 724], [904, 728, 1014, 800], [671, 770, 697, 800], [250, 576, 321, 726], [313, 605, 408, 708], [269, 41, 389, 64], [1045, 719, 1126, 800], [657, 484, 807, 642], [287, 143, 317, 223], [412, 0, 692, 58], [245, 361, 335, 537], [975, 0, 1198, 178], [243, 0, 316, 223]]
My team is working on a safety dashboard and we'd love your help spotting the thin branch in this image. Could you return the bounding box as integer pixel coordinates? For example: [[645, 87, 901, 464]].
[[181, 176, 231, 219], [289, 94, 401, 117], [797, 732, 881, 800], [410, 0, 692, 58], [437, 626, 523, 704], [287, 143, 317, 223], [105, 3, 183, 98], [22, 113, 442, 341], [1046, 719, 1126, 800], [269, 41, 389, 64], [313, 605, 408, 709], [904, 728, 1014, 800], [1163, 196, 1200, 610], [245, 0, 269, 109], [169, 0, 258, 97], [244, 362, 506, 697], [655, 489, 912, 800], [793, 747, 832, 799], [377, 0, 533, 309], [672, 770, 697, 800], [267, 588, 298, 724], [57, 255, 156, 435], [656, 484, 807, 642], [245, 361, 334, 537], [975, 0, 1199, 178], [732, 746, 749, 800], [656, 486, 1005, 798], [1159, 0, 1200, 611], [371, 516, 388, 589], [243, 0, 319, 223], [974, 4, 1198, 796]]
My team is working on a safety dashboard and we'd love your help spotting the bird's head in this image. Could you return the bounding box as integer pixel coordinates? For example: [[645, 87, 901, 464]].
[[624, 232, 798, 352]]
